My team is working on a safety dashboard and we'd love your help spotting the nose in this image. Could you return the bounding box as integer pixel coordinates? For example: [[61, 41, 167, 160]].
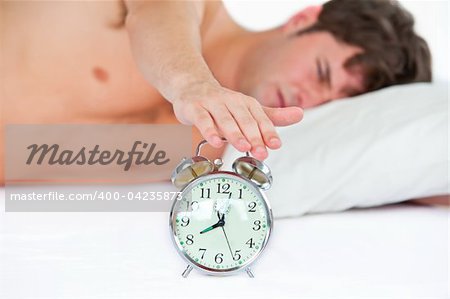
[[294, 83, 331, 109]]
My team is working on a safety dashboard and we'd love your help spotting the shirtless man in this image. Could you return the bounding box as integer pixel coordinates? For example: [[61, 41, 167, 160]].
[[1, 0, 432, 185]]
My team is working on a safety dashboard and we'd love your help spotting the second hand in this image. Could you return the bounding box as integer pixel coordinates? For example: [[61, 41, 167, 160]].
[[221, 226, 234, 259]]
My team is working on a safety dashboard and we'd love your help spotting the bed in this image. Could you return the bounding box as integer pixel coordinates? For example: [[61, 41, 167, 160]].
[[0, 185, 448, 298]]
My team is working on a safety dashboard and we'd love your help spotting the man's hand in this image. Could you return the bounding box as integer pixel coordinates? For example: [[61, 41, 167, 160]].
[[173, 82, 303, 160], [125, 0, 303, 159]]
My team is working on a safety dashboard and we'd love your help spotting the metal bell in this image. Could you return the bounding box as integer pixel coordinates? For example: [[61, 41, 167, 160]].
[[171, 156, 214, 189], [232, 156, 273, 190]]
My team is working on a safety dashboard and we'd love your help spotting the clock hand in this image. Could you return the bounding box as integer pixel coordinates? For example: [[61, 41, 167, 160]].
[[199, 213, 225, 234], [217, 207, 233, 257], [221, 226, 234, 259], [199, 221, 223, 234]]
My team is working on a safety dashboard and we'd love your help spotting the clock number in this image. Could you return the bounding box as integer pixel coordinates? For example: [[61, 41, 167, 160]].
[[186, 234, 194, 245], [181, 216, 190, 227], [238, 189, 243, 199], [186, 200, 199, 211], [200, 188, 210, 199], [248, 202, 257, 212], [198, 248, 207, 259], [253, 220, 261, 231], [246, 238, 255, 248], [217, 183, 230, 194], [233, 250, 241, 261], [215, 253, 224, 264]]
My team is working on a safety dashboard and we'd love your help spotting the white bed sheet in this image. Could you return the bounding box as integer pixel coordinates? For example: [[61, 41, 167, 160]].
[[0, 185, 448, 299]]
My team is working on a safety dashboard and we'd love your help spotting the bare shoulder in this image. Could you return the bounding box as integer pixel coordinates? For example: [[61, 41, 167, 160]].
[[410, 194, 449, 206], [202, 1, 225, 23]]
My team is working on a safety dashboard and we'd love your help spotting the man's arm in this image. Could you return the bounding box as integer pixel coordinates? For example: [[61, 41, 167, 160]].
[[124, 0, 302, 159], [125, 1, 211, 104]]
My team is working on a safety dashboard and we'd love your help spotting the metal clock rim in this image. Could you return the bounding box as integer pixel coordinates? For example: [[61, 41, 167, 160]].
[[169, 171, 273, 276]]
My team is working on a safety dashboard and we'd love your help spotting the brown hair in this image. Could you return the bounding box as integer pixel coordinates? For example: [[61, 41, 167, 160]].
[[297, 0, 432, 94]]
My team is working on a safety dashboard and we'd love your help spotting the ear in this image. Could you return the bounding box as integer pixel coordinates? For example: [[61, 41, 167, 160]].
[[282, 6, 323, 35]]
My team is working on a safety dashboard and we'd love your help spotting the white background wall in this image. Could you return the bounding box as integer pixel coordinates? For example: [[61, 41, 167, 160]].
[[224, 0, 449, 82]]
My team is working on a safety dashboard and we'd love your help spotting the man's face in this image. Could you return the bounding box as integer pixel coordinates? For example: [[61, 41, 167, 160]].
[[241, 31, 365, 109]]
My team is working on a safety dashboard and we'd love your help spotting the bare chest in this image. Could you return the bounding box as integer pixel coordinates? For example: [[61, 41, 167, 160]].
[[1, 1, 231, 124], [2, 1, 166, 123]]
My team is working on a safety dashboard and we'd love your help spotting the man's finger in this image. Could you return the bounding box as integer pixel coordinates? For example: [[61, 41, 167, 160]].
[[248, 104, 281, 150], [228, 104, 267, 159], [262, 107, 303, 127], [208, 105, 252, 152], [192, 107, 222, 148]]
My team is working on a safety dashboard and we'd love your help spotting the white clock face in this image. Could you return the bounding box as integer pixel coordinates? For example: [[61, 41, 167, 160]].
[[171, 172, 272, 273]]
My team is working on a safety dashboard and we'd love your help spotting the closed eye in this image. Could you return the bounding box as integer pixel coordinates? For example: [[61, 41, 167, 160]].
[[316, 57, 332, 88], [316, 58, 325, 83], [324, 58, 331, 89]]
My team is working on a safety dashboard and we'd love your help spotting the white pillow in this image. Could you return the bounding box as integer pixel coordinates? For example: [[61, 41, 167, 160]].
[[223, 82, 449, 218]]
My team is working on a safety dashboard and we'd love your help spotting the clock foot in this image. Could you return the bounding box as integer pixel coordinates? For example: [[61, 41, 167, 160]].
[[245, 267, 254, 278], [182, 265, 193, 278]]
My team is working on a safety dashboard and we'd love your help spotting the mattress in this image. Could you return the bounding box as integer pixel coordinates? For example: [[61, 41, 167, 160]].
[[0, 185, 448, 298]]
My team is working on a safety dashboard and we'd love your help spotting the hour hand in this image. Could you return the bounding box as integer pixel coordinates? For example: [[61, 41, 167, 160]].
[[199, 214, 225, 234]]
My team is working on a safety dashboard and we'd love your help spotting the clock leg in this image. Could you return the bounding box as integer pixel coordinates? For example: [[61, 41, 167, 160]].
[[245, 267, 254, 278], [182, 265, 193, 278]]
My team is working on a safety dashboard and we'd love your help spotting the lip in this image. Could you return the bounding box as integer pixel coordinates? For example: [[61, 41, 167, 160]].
[[276, 89, 286, 108]]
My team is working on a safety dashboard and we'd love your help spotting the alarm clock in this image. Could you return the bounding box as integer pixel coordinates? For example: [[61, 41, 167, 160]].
[[169, 139, 273, 278]]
